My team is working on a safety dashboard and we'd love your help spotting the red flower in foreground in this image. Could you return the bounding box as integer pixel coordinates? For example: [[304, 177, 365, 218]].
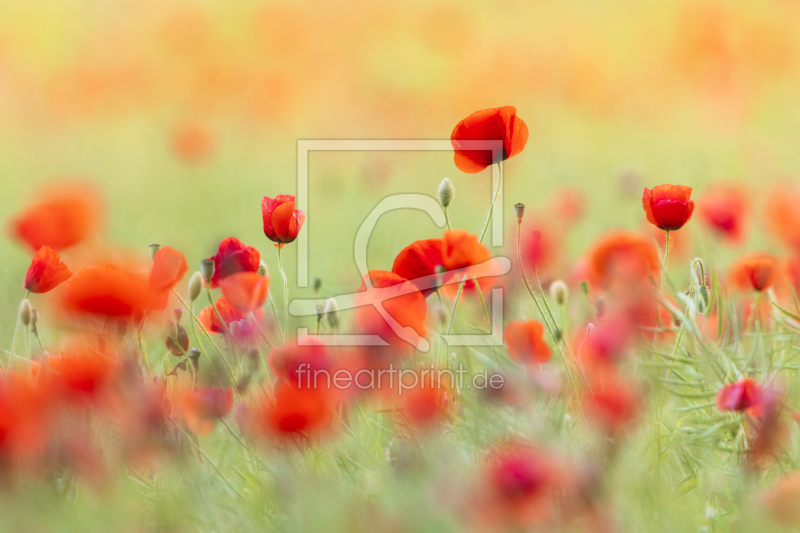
[[698, 185, 748, 242], [642, 184, 695, 231], [181, 388, 233, 435], [262, 195, 305, 244], [729, 253, 777, 292], [219, 272, 269, 312], [442, 229, 492, 271], [63, 264, 152, 318], [9, 184, 102, 252], [716, 378, 763, 414], [586, 231, 660, 289], [451, 106, 528, 173], [23, 245, 72, 293], [356, 270, 427, 350], [0, 376, 50, 468], [504, 320, 552, 364], [206, 237, 261, 288], [391, 238, 445, 296], [198, 296, 265, 334], [148, 246, 188, 293]]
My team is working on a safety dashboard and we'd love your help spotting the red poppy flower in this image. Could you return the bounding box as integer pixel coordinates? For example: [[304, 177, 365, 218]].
[[267, 339, 332, 387], [248, 383, 332, 440], [389, 372, 450, 430], [574, 319, 632, 371], [63, 264, 152, 318], [585, 381, 640, 434], [0, 376, 50, 468], [171, 121, 214, 165], [149, 246, 188, 293], [716, 378, 762, 415], [451, 106, 529, 173], [219, 271, 269, 312], [180, 387, 233, 435], [356, 270, 427, 350], [206, 237, 261, 288], [9, 184, 102, 252], [198, 295, 265, 334], [698, 185, 747, 242], [586, 231, 660, 289], [642, 184, 695, 231], [23, 245, 72, 293], [391, 238, 445, 296], [37, 343, 120, 405], [262, 195, 305, 244], [504, 320, 551, 364], [729, 253, 777, 292], [766, 188, 800, 251], [442, 229, 492, 271], [762, 473, 800, 526]]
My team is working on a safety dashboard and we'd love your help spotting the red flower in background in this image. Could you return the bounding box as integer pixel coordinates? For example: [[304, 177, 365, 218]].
[[586, 231, 660, 289], [10, 183, 102, 251], [219, 271, 269, 312], [171, 121, 214, 165], [181, 388, 233, 435], [391, 238, 445, 296], [356, 270, 427, 350], [148, 246, 188, 292], [262, 195, 305, 244], [642, 184, 695, 231], [267, 339, 332, 386], [585, 381, 641, 434], [451, 106, 528, 173], [766, 188, 800, 251], [63, 264, 153, 318], [23, 245, 72, 293], [35, 341, 120, 406], [504, 320, 552, 364], [729, 252, 777, 292], [698, 185, 748, 242], [246, 383, 332, 440], [198, 296, 265, 334], [206, 237, 261, 288], [716, 378, 762, 414]]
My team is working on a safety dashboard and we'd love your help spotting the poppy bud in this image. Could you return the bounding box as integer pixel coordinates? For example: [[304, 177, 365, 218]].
[[595, 297, 606, 319], [200, 258, 215, 282], [313, 277, 322, 292], [324, 297, 339, 328], [173, 307, 183, 322], [514, 203, 525, 222], [149, 243, 161, 261], [167, 320, 178, 339], [549, 280, 568, 305], [438, 178, 454, 208], [189, 272, 204, 301], [258, 260, 268, 277], [697, 285, 710, 314], [19, 299, 31, 327], [30, 308, 39, 327]]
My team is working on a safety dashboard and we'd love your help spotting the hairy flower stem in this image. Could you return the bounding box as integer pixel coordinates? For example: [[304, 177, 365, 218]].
[[277, 245, 289, 343], [6, 291, 30, 374], [653, 229, 670, 499], [478, 163, 502, 245], [443, 206, 452, 230]]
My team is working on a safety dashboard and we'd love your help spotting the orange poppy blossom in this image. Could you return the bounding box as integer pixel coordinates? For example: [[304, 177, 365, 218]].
[[761, 473, 800, 526], [716, 377, 763, 415], [219, 271, 269, 312], [198, 295, 265, 334], [206, 237, 261, 288], [698, 185, 748, 242], [766, 188, 800, 252], [450, 106, 528, 173], [0, 375, 51, 469], [267, 339, 333, 387], [180, 387, 233, 435], [23, 245, 72, 293], [585, 230, 660, 290], [148, 246, 188, 293], [641, 184, 695, 231], [33, 340, 121, 406], [355, 270, 427, 351], [241, 383, 333, 442], [441, 229, 496, 294], [62, 264, 157, 318], [729, 252, 777, 292], [9, 183, 102, 252], [503, 320, 551, 364], [262, 194, 305, 244], [390, 371, 451, 432]]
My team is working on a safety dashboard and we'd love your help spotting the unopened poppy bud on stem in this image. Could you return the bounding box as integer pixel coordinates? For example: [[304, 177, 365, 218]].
[[19, 299, 32, 327], [30, 308, 39, 327], [438, 178, 454, 207], [200, 259, 215, 282], [549, 280, 568, 305], [697, 284, 710, 314], [514, 203, 525, 223], [167, 321, 179, 340], [257, 260, 268, 277], [188, 272, 204, 301], [324, 297, 339, 328], [149, 244, 161, 261], [173, 307, 183, 322]]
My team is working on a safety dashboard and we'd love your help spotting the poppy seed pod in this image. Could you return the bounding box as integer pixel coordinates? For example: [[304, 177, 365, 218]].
[[258, 261, 268, 277], [438, 178, 454, 208], [188, 272, 204, 302], [149, 243, 161, 261], [323, 297, 339, 328], [200, 258, 215, 282], [19, 299, 32, 327], [549, 280, 569, 305], [514, 203, 525, 222]]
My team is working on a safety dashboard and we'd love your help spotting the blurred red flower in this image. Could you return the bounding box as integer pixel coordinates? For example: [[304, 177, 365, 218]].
[[766, 188, 800, 251], [762, 473, 800, 526], [262, 195, 305, 244], [642, 184, 695, 231], [585, 380, 641, 434], [391, 238, 445, 296], [171, 121, 214, 165], [219, 271, 269, 312], [729, 252, 777, 292], [0, 375, 51, 469], [198, 295, 265, 334], [267, 339, 332, 387], [451, 106, 528, 173], [9, 183, 102, 252], [247, 383, 332, 440], [586, 231, 660, 290], [63, 264, 154, 318], [23, 245, 72, 293], [698, 185, 748, 242], [36, 343, 120, 406], [180, 387, 233, 435], [206, 237, 261, 288], [504, 320, 552, 364], [716, 377, 762, 414], [148, 246, 188, 293]]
